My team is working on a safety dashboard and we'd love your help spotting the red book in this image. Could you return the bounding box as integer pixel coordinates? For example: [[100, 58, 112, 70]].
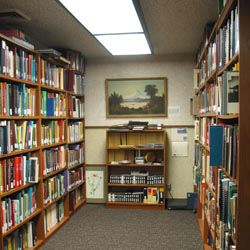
[[13, 156, 21, 187], [0, 29, 25, 40]]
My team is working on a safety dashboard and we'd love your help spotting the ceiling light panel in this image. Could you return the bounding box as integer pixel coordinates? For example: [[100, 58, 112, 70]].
[[59, 0, 143, 34], [59, 0, 152, 55], [95, 33, 151, 55]]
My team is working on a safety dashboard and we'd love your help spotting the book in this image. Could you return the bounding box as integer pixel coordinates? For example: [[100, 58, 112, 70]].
[[226, 71, 239, 114], [209, 125, 223, 166], [0, 29, 25, 39]]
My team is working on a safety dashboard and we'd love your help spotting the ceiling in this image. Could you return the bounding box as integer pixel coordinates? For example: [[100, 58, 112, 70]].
[[0, 0, 218, 60]]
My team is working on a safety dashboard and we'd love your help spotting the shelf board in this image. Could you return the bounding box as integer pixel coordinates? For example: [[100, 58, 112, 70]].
[[107, 183, 164, 187], [106, 202, 165, 210]]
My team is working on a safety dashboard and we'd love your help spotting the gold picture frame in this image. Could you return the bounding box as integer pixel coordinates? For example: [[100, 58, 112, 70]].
[[105, 77, 167, 118]]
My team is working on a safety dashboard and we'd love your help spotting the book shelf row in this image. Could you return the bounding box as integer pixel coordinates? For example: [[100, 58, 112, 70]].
[[0, 118, 85, 154], [193, 1, 244, 249], [0, 31, 86, 250]]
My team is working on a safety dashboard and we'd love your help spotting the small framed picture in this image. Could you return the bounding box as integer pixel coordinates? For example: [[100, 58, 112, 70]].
[[86, 166, 106, 203]]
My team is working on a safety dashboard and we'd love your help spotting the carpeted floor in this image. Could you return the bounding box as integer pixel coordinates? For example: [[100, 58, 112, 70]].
[[41, 204, 203, 250]]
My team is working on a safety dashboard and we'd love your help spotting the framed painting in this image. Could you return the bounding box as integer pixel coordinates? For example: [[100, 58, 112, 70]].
[[86, 166, 106, 203], [105, 77, 167, 118]]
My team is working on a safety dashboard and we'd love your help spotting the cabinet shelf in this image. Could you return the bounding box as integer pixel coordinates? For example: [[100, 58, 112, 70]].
[[106, 129, 166, 210]]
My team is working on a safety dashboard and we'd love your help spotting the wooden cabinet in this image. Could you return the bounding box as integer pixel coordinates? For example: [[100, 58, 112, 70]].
[[193, 1, 250, 249], [0, 34, 86, 249], [106, 129, 166, 210]]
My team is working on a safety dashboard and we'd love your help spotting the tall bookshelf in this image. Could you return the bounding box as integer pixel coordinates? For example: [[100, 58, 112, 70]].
[[106, 129, 166, 210], [193, 1, 250, 249], [0, 34, 86, 249]]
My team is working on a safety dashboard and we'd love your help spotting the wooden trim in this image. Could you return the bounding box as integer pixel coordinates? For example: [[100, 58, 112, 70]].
[[85, 125, 194, 129]]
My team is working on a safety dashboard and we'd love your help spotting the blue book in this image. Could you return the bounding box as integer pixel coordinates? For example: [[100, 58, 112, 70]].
[[46, 97, 55, 116], [210, 125, 223, 166]]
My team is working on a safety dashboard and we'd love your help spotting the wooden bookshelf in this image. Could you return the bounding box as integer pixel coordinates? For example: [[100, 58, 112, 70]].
[[193, 1, 250, 249], [106, 129, 166, 210], [0, 34, 86, 249]]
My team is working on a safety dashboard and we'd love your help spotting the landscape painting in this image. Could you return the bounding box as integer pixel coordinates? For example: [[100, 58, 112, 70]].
[[106, 77, 167, 117]]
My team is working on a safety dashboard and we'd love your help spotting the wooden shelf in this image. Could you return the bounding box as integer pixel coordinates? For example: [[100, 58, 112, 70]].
[[0, 33, 86, 250], [106, 130, 166, 210], [193, 1, 250, 249], [106, 202, 165, 210]]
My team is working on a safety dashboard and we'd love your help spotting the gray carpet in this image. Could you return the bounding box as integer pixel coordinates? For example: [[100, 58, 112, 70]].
[[41, 204, 203, 250]]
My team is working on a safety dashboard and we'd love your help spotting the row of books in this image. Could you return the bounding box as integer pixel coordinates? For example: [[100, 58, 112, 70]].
[[0, 28, 35, 50], [40, 58, 65, 89], [0, 39, 86, 94], [0, 29, 26, 40], [217, 6, 239, 70], [69, 187, 83, 211], [0, 146, 84, 194], [108, 191, 144, 203], [204, 189, 216, 231], [0, 155, 39, 193], [216, 169, 237, 249], [193, 165, 202, 194], [207, 39, 216, 77], [67, 143, 85, 169], [210, 124, 238, 179], [62, 50, 85, 74], [0, 82, 37, 116], [108, 187, 164, 204], [42, 146, 66, 176], [65, 70, 85, 95], [207, 4, 239, 76], [1, 185, 37, 233], [68, 166, 84, 190], [109, 174, 164, 185], [41, 90, 66, 117], [0, 39, 37, 82], [0, 120, 37, 155], [206, 163, 216, 193], [199, 70, 239, 115], [41, 120, 65, 146], [3, 220, 36, 249], [0, 118, 81, 153], [196, 5, 239, 76], [0, 67, 85, 118], [68, 121, 84, 143], [44, 200, 64, 234], [68, 95, 85, 118], [43, 171, 68, 205], [194, 142, 206, 176]]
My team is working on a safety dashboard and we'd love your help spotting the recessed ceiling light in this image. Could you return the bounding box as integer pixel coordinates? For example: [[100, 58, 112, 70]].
[[59, 0, 152, 56]]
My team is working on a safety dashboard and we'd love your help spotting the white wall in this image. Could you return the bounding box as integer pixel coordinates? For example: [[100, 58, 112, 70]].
[[85, 54, 196, 199]]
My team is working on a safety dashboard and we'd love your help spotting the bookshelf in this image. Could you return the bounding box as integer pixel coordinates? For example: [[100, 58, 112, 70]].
[[0, 34, 86, 249], [193, 1, 250, 249], [106, 129, 166, 210]]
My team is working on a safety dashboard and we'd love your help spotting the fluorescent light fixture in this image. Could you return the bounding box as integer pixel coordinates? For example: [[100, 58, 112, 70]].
[[96, 33, 151, 55], [59, 0, 152, 55]]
